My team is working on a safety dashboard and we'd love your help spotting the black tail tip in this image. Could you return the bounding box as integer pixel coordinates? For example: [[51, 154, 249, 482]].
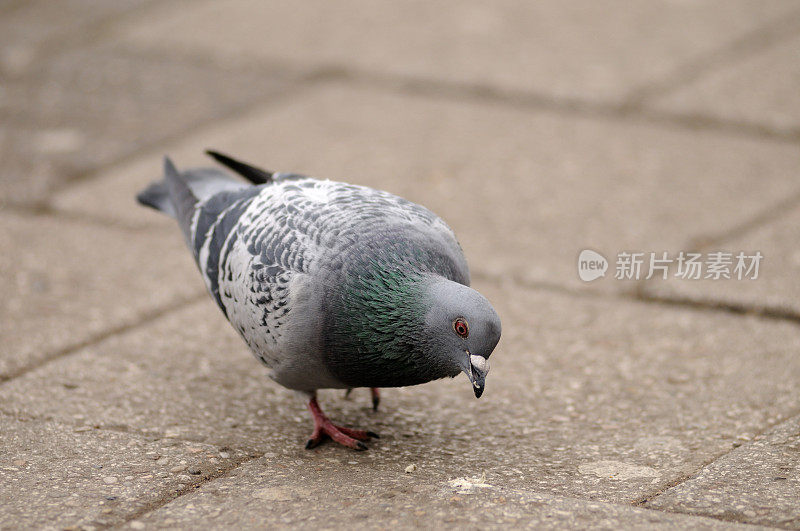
[[204, 149, 273, 185], [204, 149, 228, 165]]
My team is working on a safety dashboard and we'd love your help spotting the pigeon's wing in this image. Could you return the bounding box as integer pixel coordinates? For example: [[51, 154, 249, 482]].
[[206, 179, 331, 368], [189, 184, 265, 317], [314, 181, 470, 285]]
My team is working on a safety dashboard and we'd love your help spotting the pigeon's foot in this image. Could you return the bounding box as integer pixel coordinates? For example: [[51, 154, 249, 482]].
[[342, 387, 380, 411], [305, 396, 379, 451], [370, 387, 380, 411]]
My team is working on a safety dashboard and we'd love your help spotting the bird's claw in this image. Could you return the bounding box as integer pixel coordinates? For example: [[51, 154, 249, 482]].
[[305, 422, 377, 451], [306, 396, 377, 451]]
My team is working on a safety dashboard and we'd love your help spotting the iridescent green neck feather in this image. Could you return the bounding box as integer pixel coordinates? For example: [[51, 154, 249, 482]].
[[322, 240, 463, 387]]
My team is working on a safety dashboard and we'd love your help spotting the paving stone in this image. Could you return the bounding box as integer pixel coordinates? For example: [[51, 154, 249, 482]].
[[646, 414, 800, 528], [650, 34, 800, 135], [130, 457, 759, 529], [2, 280, 800, 504], [115, 0, 798, 105], [0, 212, 201, 379], [52, 86, 800, 290], [642, 205, 800, 315], [0, 45, 292, 206], [0, 413, 243, 529]]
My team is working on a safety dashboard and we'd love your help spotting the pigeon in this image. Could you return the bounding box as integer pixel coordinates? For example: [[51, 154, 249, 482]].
[[137, 151, 501, 450]]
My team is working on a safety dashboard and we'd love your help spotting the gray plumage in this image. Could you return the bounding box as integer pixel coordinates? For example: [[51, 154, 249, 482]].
[[137, 152, 501, 402]]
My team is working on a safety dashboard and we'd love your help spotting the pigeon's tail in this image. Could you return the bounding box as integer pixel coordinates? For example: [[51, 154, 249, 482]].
[[137, 157, 199, 217], [136, 172, 177, 218], [138, 156, 263, 252], [136, 158, 200, 246], [138, 156, 252, 214]]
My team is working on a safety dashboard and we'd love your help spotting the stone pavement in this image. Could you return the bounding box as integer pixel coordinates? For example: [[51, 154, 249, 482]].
[[2, 1, 800, 529]]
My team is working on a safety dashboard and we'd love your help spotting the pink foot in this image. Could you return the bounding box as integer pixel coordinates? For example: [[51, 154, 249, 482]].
[[305, 396, 379, 451]]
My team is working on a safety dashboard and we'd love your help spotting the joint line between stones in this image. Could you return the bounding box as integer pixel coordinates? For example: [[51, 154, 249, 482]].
[[622, 6, 800, 109], [0, 406, 266, 528], [118, 453, 263, 527], [0, 292, 206, 387], [630, 406, 800, 526]]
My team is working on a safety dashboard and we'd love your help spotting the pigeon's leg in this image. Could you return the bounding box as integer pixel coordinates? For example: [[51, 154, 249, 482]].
[[305, 395, 378, 451], [370, 387, 380, 411], [344, 388, 353, 399]]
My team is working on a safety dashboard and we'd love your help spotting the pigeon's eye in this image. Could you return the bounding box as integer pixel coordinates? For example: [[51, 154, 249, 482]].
[[453, 318, 469, 338]]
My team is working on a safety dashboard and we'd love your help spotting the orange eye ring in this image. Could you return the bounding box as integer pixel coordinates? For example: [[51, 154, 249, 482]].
[[453, 318, 469, 338]]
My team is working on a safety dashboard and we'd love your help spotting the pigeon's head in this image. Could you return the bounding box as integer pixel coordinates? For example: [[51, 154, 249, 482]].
[[425, 278, 501, 398]]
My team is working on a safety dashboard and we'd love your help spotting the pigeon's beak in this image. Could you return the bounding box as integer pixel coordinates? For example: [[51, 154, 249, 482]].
[[468, 353, 489, 399]]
